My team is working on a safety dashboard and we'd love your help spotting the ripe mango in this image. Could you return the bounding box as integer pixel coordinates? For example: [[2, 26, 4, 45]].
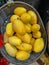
[[10, 15, 20, 23], [30, 38, 35, 46], [21, 13, 31, 23], [9, 36, 21, 46], [33, 38, 44, 53], [16, 51, 30, 61], [31, 24, 40, 32], [5, 43, 17, 57], [25, 23, 31, 33], [14, 7, 26, 16], [33, 31, 41, 38], [4, 32, 9, 43], [12, 20, 26, 35], [28, 10, 37, 24], [16, 43, 32, 51], [6, 23, 14, 36], [22, 33, 31, 43]]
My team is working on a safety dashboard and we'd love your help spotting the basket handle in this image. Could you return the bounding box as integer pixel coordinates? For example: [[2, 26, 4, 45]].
[[6, 0, 14, 3]]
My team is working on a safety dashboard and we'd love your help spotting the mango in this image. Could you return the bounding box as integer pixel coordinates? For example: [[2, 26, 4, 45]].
[[6, 23, 14, 36], [22, 33, 31, 43], [28, 10, 37, 24], [12, 20, 26, 35], [4, 32, 9, 43], [16, 43, 32, 51], [31, 24, 40, 32], [10, 15, 20, 23], [30, 38, 35, 46], [21, 13, 31, 23], [25, 24, 31, 33], [33, 38, 44, 53], [14, 7, 26, 16], [33, 31, 41, 38], [16, 51, 30, 61], [5, 43, 17, 57], [9, 36, 21, 46]]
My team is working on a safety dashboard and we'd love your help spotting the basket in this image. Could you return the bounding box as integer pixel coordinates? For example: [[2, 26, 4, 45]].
[[0, 1, 47, 65]]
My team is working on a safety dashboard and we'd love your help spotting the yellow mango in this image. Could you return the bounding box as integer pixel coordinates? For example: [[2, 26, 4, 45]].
[[16, 51, 30, 61], [10, 15, 20, 23], [33, 38, 44, 53], [6, 23, 14, 36], [30, 38, 35, 46], [9, 36, 21, 46], [31, 24, 40, 32], [25, 23, 31, 33], [33, 31, 41, 38], [5, 43, 17, 57], [22, 33, 31, 43], [14, 7, 26, 16], [12, 20, 26, 35], [21, 13, 31, 23], [4, 32, 9, 43], [28, 10, 37, 24], [16, 43, 32, 51]]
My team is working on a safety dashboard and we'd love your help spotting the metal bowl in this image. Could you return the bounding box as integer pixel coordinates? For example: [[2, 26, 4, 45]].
[[0, 1, 47, 65]]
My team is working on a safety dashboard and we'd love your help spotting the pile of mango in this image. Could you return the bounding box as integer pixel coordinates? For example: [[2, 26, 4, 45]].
[[4, 7, 44, 61]]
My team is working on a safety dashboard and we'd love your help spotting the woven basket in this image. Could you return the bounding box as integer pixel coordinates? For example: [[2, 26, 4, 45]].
[[0, 1, 47, 65]]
